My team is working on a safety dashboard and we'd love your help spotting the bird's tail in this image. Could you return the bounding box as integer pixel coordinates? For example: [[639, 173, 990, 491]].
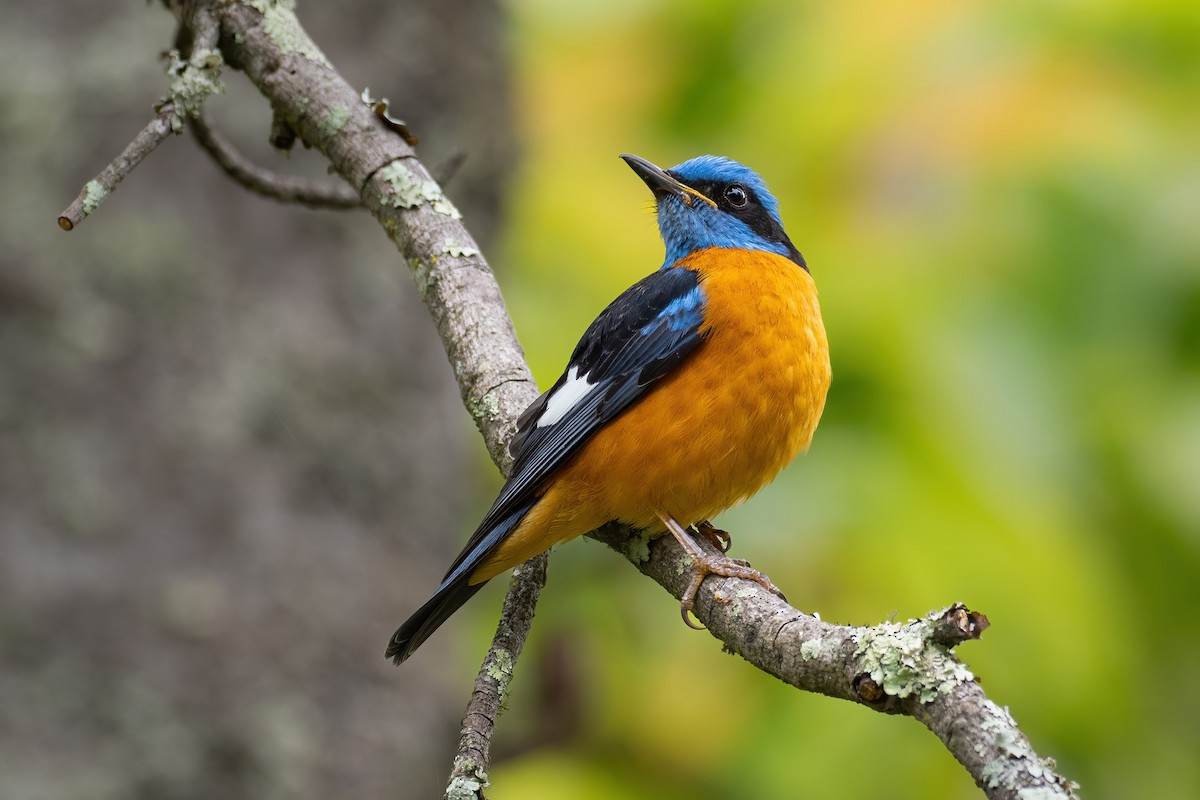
[[385, 574, 485, 664], [385, 498, 538, 665]]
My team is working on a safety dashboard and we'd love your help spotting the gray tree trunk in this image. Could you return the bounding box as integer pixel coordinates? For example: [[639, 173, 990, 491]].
[[0, 2, 514, 798]]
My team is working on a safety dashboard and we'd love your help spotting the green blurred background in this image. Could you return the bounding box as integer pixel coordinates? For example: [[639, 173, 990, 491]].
[[490, 1, 1199, 798], [2, 0, 1200, 796]]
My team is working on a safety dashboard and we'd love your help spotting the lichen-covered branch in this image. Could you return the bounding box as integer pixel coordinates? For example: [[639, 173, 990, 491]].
[[592, 524, 1079, 800], [445, 555, 548, 800], [59, 7, 224, 231], [93, 3, 1079, 799], [57, 103, 180, 231]]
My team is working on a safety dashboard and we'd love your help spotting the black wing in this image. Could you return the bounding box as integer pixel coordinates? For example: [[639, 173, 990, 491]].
[[386, 265, 708, 663], [443, 265, 708, 586]]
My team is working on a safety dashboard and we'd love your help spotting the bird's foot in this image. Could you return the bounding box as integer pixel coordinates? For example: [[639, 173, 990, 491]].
[[660, 516, 786, 629], [677, 552, 786, 629], [694, 520, 731, 552]]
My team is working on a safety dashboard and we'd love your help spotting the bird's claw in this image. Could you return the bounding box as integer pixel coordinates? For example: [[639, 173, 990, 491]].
[[676, 550, 786, 628], [695, 520, 732, 552], [660, 515, 787, 630]]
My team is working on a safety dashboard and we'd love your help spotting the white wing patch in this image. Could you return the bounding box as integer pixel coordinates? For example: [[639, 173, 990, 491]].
[[536, 367, 596, 428]]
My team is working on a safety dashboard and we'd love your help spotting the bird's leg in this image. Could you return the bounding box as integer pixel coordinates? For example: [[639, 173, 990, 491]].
[[660, 515, 786, 630], [694, 520, 731, 553]]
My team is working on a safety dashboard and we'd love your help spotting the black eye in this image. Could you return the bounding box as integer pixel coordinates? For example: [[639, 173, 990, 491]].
[[723, 184, 749, 208]]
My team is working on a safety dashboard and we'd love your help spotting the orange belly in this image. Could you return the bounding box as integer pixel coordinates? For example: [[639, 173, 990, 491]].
[[470, 247, 830, 582]]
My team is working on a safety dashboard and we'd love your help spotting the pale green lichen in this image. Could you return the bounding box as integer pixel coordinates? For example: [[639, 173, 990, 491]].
[[467, 386, 501, 423], [434, 197, 461, 217], [445, 776, 484, 800], [246, 0, 328, 64], [799, 636, 827, 661], [165, 48, 224, 125], [974, 701, 1078, 797], [981, 759, 1016, 792], [82, 181, 108, 214], [622, 528, 653, 563], [981, 704, 1027, 757], [442, 241, 481, 258], [1018, 788, 1068, 800], [445, 761, 489, 800], [852, 612, 975, 704], [318, 105, 350, 139], [485, 648, 515, 705], [376, 162, 462, 218], [407, 257, 433, 295]]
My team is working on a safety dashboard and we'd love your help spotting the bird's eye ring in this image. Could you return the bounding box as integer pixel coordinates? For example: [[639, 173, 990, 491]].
[[724, 185, 749, 208]]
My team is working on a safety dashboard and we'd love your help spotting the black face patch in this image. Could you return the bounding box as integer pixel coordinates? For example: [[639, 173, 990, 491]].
[[667, 173, 808, 271]]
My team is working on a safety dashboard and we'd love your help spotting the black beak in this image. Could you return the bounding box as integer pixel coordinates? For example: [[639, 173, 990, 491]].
[[621, 154, 682, 196], [620, 154, 716, 207]]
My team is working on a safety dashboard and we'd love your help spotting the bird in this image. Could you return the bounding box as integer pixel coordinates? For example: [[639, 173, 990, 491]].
[[386, 153, 830, 664]]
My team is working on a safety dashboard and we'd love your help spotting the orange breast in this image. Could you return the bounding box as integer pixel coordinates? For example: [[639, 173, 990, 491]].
[[470, 247, 830, 582]]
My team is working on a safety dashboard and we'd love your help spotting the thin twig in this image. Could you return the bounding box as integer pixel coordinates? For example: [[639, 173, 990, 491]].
[[188, 2, 219, 56], [60, 4, 223, 232], [57, 103, 179, 231], [445, 554, 548, 799], [189, 113, 362, 208]]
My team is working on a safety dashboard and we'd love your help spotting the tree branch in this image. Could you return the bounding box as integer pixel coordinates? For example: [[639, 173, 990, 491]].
[[589, 524, 1079, 800], [446, 554, 548, 800], [57, 103, 180, 231], [59, 4, 224, 231], [189, 112, 362, 208], [80, 3, 1081, 799]]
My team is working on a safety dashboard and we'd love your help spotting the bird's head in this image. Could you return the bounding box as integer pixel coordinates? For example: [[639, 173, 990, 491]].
[[622, 154, 806, 271]]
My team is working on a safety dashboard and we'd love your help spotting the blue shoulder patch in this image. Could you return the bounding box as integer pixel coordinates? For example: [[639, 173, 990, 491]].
[[647, 284, 705, 334], [429, 266, 709, 588]]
